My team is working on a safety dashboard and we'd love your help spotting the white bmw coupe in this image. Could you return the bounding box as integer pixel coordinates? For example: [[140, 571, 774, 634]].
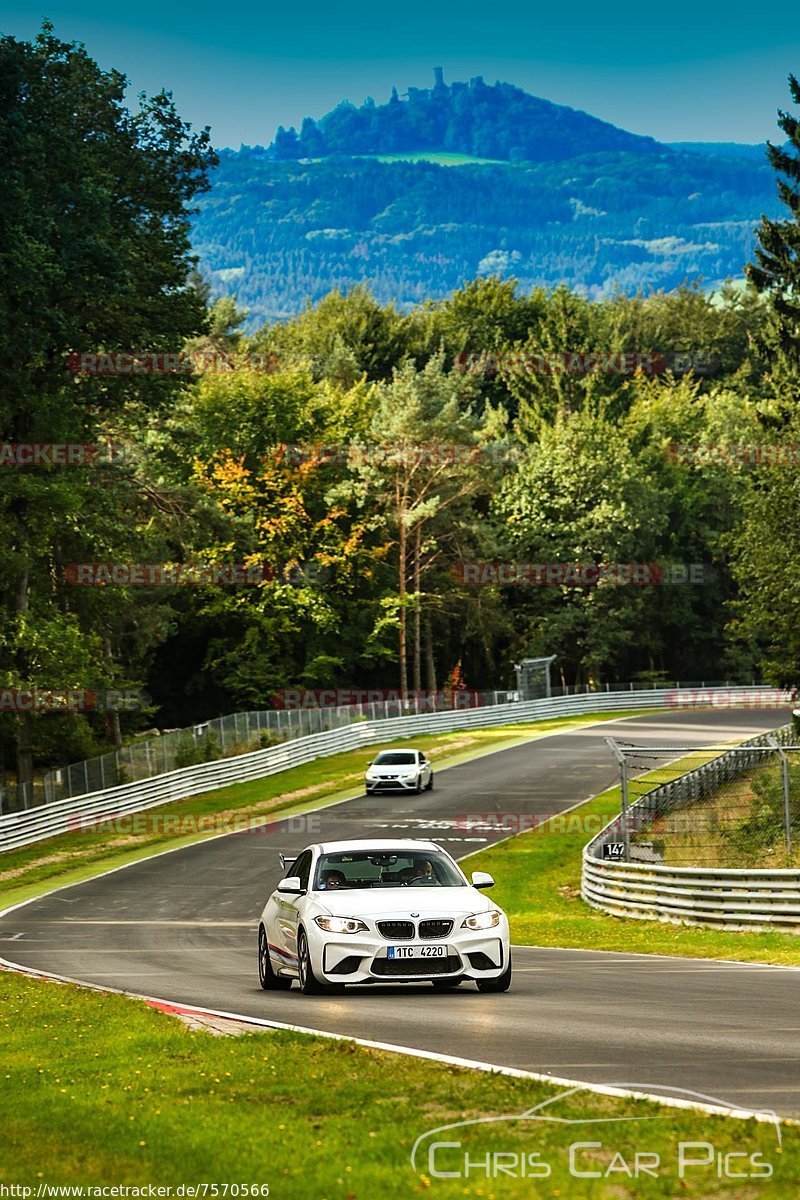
[[258, 838, 511, 995]]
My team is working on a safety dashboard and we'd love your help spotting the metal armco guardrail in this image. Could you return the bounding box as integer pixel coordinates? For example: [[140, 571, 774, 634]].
[[582, 722, 800, 931], [0, 685, 792, 855], [582, 859, 800, 928]]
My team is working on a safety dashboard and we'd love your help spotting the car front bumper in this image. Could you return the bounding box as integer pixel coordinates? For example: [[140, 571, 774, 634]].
[[365, 775, 420, 791], [311, 921, 510, 984]]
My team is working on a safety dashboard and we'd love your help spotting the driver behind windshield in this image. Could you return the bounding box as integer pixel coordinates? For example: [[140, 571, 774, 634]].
[[411, 859, 436, 883], [314, 851, 462, 889]]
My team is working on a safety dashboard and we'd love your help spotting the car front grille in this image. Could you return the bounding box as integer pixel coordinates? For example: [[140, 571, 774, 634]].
[[418, 919, 453, 939], [377, 920, 415, 940], [372, 955, 462, 977]]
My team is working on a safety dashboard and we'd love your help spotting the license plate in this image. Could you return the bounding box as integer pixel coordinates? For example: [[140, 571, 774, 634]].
[[387, 944, 446, 959]]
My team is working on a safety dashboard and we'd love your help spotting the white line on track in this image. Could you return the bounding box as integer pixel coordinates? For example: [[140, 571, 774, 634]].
[[58, 919, 257, 926]]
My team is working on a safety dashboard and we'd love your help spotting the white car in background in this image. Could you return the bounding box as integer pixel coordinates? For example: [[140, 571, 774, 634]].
[[365, 748, 433, 794], [257, 838, 511, 995]]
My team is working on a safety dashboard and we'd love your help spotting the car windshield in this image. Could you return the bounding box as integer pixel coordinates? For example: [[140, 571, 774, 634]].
[[314, 850, 464, 890], [373, 752, 416, 765]]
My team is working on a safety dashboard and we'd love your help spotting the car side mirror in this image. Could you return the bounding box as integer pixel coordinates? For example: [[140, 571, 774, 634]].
[[471, 870, 494, 889], [277, 876, 305, 895], [367, 760, 372, 766]]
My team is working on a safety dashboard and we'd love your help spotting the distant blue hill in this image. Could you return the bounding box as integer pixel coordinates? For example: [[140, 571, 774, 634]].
[[269, 70, 662, 164], [192, 73, 782, 326]]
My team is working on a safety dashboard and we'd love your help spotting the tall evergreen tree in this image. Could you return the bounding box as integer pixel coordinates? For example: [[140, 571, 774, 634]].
[[747, 75, 800, 370]]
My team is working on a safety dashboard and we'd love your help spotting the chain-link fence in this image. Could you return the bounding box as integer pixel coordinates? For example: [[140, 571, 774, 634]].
[[550, 678, 755, 695], [1, 683, 785, 814], [598, 727, 799, 867]]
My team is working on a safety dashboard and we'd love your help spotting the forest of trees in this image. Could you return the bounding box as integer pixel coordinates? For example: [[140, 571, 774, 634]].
[[2, 30, 800, 807], [192, 147, 782, 325]]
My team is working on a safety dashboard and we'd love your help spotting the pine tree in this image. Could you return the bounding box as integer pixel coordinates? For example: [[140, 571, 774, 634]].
[[747, 75, 800, 367]]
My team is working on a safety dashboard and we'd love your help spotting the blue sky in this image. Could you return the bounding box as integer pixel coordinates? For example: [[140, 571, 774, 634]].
[[2, 1, 799, 148]]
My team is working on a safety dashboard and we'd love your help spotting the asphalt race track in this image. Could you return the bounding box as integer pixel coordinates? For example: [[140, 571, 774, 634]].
[[3, 709, 800, 1117]]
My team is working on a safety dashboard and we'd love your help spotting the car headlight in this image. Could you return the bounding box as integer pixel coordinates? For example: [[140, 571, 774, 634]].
[[314, 916, 369, 934], [461, 910, 501, 930]]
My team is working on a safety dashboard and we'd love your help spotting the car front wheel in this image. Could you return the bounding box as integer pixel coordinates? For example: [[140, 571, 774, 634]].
[[297, 927, 331, 995], [258, 925, 292, 990], [476, 955, 512, 993]]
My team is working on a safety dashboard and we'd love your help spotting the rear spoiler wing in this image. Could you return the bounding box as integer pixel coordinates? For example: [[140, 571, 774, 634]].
[[279, 853, 297, 871]]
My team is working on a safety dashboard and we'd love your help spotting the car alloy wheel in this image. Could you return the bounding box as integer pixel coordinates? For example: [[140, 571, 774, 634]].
[[297, 927, 328, 995]]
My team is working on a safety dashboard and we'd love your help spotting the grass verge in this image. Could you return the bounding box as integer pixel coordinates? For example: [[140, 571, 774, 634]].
[[0, 971, 793, 1198], [635, 762, 799, 869], [0, 711, 647, 914]]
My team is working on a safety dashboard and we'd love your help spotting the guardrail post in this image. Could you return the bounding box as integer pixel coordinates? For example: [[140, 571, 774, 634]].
[[605, 737, 631, 861], [769, 736, 792, 862], [783, 754, 792, 862]]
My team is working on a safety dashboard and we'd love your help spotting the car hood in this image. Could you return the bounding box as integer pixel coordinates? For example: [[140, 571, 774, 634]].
[[316, 886, 492, 918], [367, 764, 417, 775]]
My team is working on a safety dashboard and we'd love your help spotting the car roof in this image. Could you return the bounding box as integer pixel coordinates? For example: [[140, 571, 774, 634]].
[[314, 837, 442, 854], [373, 747, 423, 753]]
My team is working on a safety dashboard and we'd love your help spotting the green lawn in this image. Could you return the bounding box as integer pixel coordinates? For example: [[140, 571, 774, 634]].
[[468, 783, 800, 965], [0, 710, 647, 913], [308, 151, 508, 166], [1, 971, 793, 1198], [367, 151, 506, 165]]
